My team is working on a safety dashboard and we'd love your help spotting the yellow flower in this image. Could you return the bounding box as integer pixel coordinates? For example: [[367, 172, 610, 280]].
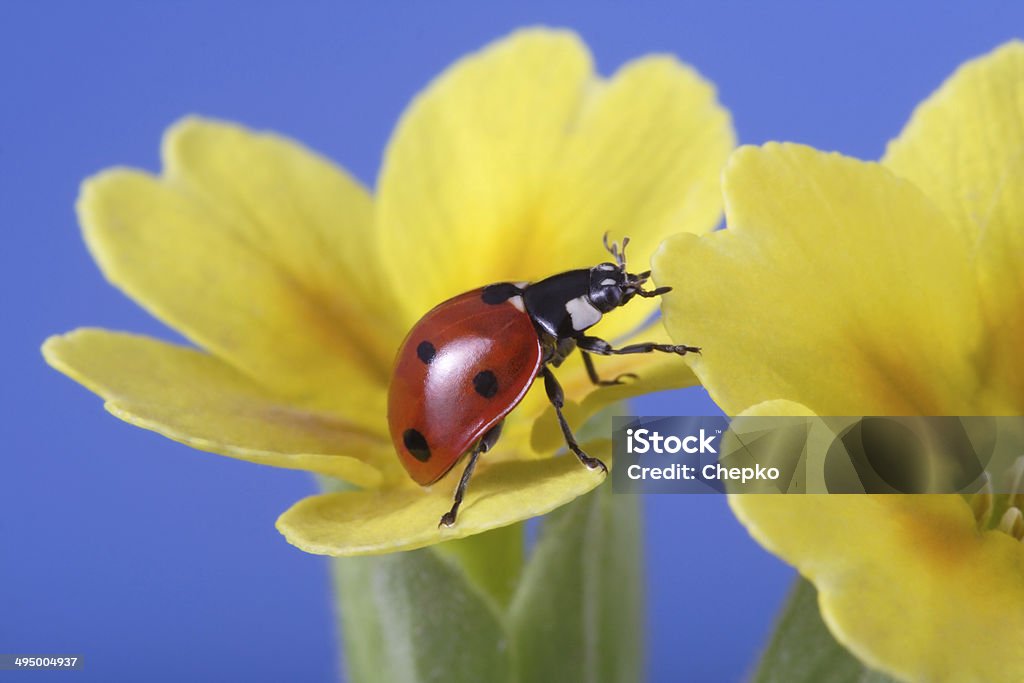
[[43, 28, 734, 555], [654, 42, 1024, 682]]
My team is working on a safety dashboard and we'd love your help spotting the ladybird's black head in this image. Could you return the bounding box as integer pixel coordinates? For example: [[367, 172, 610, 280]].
[[588, 235, 672, 313], [588, 263, 627, 312]]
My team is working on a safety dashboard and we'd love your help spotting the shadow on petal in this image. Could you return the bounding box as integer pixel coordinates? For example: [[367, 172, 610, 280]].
[[43, 328, 393, 485]]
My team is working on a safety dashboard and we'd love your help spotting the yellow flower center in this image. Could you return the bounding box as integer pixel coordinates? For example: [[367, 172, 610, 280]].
[[969, 456, 1024, 540]]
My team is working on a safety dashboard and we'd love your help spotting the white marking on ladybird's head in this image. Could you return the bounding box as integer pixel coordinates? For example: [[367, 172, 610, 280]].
[[598, 263, 617, 272], [600, 278, 617, 286], [566, 295, 603, 331], [514, 281, 529, 288], [508, 295, 526, 313]]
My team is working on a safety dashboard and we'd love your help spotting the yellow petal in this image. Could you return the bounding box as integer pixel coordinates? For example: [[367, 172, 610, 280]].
[[654, 143, 984, 416], [79, 117, 398, 420], [42, 328, 391, 486], [377, 28, 592, 323], [729, 403, 1024, 683], [377, 28, 733, 335], [276, 442, 610, 555], [736, 493, 1024, 682], [884, 42, 1024, 409], [536, 55, 735, 343], [883, 41, 1024, 242]]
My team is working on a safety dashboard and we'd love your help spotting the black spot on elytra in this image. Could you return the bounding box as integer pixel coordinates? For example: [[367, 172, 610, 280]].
[[473, 370, 499, 398], [481, 283, 520, 305], [416, 341, 436, 364], [403, 429, 431, 462]]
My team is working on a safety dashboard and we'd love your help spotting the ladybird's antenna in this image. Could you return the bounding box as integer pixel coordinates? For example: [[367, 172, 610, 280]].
[[602, 232, 630, 271]]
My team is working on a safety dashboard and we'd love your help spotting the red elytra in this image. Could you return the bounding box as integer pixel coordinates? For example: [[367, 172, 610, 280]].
[[387, 288, 541, 485]]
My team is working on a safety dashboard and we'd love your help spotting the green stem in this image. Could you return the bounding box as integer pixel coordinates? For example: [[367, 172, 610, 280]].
[[322, 479, 644, 683], [432, 521, 524, 608]]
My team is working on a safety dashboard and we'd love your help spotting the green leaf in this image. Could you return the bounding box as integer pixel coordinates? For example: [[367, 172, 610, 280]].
[[752, 578, 900, 683], [330, 547, 512, 683], [328, 482, 644, 683], [319, 474, 512, 683], [509, 483, 644, 683], [432, 521, 524, 608]]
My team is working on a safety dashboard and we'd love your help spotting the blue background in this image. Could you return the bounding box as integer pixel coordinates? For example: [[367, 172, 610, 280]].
[[2, 2, 1021, 681]]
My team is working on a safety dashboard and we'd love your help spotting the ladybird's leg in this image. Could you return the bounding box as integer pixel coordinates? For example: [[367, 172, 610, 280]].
[[541, 366, 607, 473], [633, 286, 672, 298], [581, 350, 638, 387], [577, 335, 701, 357], [439, 421, 504, 528]]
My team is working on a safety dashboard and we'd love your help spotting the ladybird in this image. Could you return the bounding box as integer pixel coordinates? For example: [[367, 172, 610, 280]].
[[387, 236, 699, 527]]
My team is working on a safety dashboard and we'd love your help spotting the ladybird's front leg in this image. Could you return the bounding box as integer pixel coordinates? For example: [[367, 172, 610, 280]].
[[439, 421, 504, 528], [576, 335, 701, 357], [541, 366, 607, 473], [581, 351, 637, 386]]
